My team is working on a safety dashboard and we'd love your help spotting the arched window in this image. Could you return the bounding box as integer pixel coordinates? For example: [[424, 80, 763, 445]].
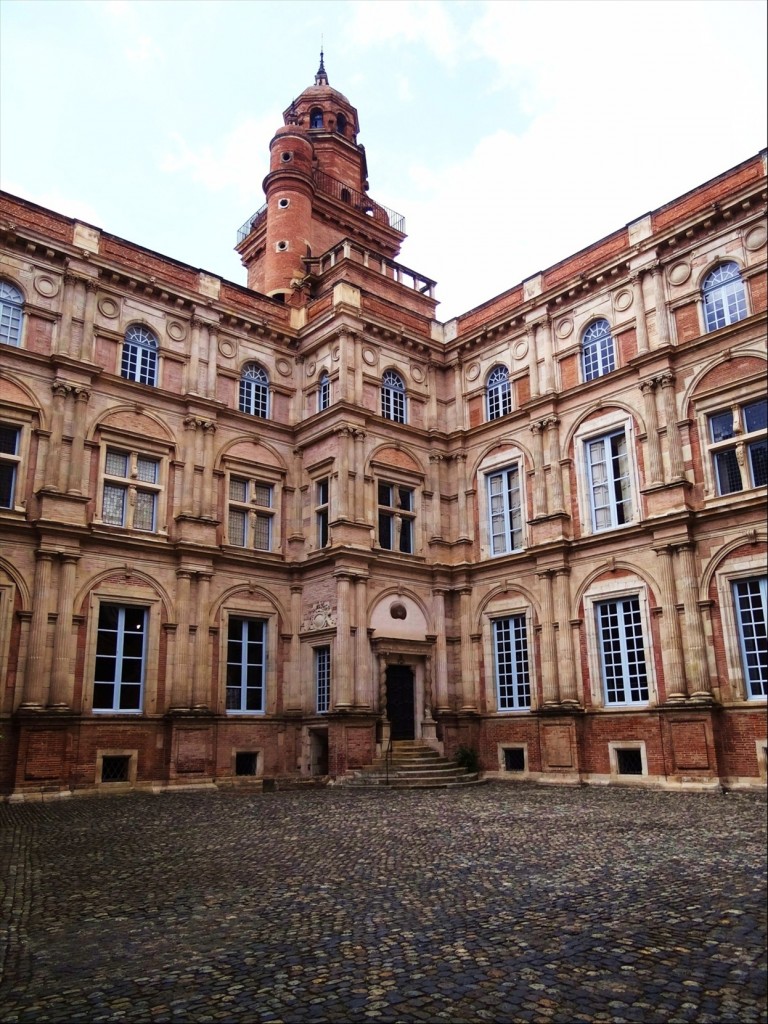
[[121, 325, 158, 386], [336, 113, 347, 136], [239, 363, 270, 418], [309, 107, 323, 129], [381, 370, 406, 424], [702, 262, 748, 333], [318, 372, 330, 412], [582, 319, 616, 382], [486, 365, 511, 421], [0, 279, 24, 347]]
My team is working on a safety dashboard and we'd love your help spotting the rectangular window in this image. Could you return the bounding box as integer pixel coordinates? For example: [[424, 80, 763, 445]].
[[708, 399, 767, 495], [0, 424, 20, 508], [493, 615, 531, 711], [102, 448, 160, 532], [315, 645, 331, 714], [226, 618, 266, 713], [586, 429, 632, 531], [597, 596, 649, 705], [733, 577, 767, 699], [93, 604, 147, 713], [487, 466, 522, 554], [227, 476, 273, 550], [316, 477, 329, 548], [378, 482, 415, 553]]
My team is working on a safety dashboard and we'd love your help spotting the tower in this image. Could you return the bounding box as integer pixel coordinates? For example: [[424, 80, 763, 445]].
[[237, 53, 406, 301]]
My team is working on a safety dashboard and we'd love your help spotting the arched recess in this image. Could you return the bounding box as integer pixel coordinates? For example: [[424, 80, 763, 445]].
[[215, 435, 288, 473], [470, 435, 534, 481], [87, 404, 176, 447], [211, 583, 287, 627], [699, 532, 768, 602], [563, 400, 646, 455], [75, 567, 173, 621], [476, 581, 541, 633], [367, 442, 425, 477], [369, 588, 431, 639], [682, 349, 767, 414], [0, 371, 47, 431], [0, 556, 32, 610], [573, 560, 661, 611]]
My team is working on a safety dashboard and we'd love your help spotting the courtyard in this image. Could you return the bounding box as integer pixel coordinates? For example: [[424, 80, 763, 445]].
[[0, 783, 765, 1024]]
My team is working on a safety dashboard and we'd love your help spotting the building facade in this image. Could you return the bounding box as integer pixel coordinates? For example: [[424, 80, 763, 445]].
[[0, 62, 766, 799]]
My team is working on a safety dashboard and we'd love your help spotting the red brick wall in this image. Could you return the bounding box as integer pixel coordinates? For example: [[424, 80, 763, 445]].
[[674, 303, 700, 343], [749, 271, 767, 314], [652, 158, 764, 231]]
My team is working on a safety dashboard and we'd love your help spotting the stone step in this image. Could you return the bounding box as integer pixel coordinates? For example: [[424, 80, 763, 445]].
[[344, 772, 483, 789]]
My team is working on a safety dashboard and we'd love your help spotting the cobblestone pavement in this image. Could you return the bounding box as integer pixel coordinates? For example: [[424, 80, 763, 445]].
[[0, 784, 765, 1024]]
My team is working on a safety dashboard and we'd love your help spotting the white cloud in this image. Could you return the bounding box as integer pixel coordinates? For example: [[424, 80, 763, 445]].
[[0, 181, 103, 227], [346, 0, 461, 62], [126, 34, 164, 63], [160, 114, 279, 203]]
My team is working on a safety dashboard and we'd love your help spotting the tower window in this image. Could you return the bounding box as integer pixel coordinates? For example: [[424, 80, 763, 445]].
[[310, 108, 323, 129], [277, 198, 290, 209], [280, 151, 292, 163], [276, 240, 289, 252], [336, 113, 347, 136]]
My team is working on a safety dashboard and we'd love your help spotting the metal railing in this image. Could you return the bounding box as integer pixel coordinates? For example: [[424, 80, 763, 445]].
[[236, 203, 267, 244], [384, 736, 393, 786], [304, 238, 437, 298]]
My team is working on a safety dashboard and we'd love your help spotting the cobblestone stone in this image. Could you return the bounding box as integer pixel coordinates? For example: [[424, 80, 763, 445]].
[[0, 784, 765, 1023]]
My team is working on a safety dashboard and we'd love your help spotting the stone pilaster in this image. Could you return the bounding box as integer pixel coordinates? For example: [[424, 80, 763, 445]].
[[49, 554, 79, 708], [354, 577, 371, 709], [201, 421, 216, 518], [181, 417, 198, 515], [675, 543, 712, 699], [654, 545, 686, 701], [658, 372, 685, 481], [455, 452, 469, 541], [536, 317, 554, 393], [530, 421, 547, 517], [458, 588, 476, 710], [192, 572, 212, 709], [432, 589, 450, 712], [631, 271, 649, 354], [650, 264, 671, 348], [527, 325, 540, 398], [67, 388, 90, 494], [336, 427, 350, 520], [354, 430, 366, 522], [286, 585, 303, 713], [334, 572, 353, 710], [640, 379, 663, 485], [21, 552, 54, 708], [172, 570, 193, 709], [206, 326, 218, 398], [81, 279, 97, 362], [429, 453, 443, 541], [555, 568, 578, 705], [56, 272, 76, 355], [45, 381, 70, 491], [538, 570, 559, 705], [546, 417, 564, 513]]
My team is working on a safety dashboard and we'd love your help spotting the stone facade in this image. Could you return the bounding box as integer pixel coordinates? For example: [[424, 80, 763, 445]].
[[0, 62, 766, 799]]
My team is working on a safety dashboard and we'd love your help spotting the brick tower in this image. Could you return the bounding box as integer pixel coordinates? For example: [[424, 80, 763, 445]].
[[237, 53, 406, 300]]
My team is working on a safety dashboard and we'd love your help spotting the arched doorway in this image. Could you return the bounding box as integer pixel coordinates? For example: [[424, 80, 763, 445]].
[[386, 665, 415, 740]]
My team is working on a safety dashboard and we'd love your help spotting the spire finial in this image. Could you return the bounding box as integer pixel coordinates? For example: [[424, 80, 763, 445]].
[[315, 44, 328, 86]]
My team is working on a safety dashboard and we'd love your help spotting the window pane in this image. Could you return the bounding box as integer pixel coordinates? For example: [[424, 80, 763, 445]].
[[253, 513, 272, 550], [748, 440, 767, 488], [598, 597, 648, 705], [714, 449, 743, 494], [102, 484, 126, 525], [228, 508, 247, 546], [119, 685, 142, 711], [494, 616, 530, 710], [133, 491, 156, 532], [317, 478, 329, 505], [229, 477, 248, 503], [253, 484, 272, 507], [136, 457, 158, 484], [0, 425, 19, 455], [379, 512, 393, 549], [399, 517, 414, 554], [105, 450, 128, 477], [378, 483, 392, 507], [316, 646, 331, 713], [0, 463, 15, 508], [744, 400, 767, 434], [709, 411, 735, 443], [317, 509, 329, 547], [398, 488, 413, 513], [733, 578, 768, 698], [93, 683, 115, 709]]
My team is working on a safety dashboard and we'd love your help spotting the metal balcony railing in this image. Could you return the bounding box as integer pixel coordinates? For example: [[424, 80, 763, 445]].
[[236, 172, 405, 244]]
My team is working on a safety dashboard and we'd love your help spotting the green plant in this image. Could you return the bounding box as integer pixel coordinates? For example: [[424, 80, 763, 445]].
[[455, 745, 480, 773]]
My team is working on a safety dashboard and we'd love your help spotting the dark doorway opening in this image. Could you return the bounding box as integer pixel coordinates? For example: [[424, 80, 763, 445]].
[[309, 730, 329, 776], [386, 665, 415, 740]]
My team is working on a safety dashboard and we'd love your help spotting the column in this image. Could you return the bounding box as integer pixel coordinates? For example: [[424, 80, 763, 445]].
[[378, 654, 388, 721], [546, 417, 564, 513], [537, 318, 554, 394], [654, 545, 686, 700], [56, 273, 76, 355], [67, 388, 90, 494], [354, 430, 366, 522], [49, 555, 79, 708], [285, 585, 303, 713], [458, 588, 476, 710], [631, 271, 649, 354], [188, 318, 202, 394], [426, 361, 438, 430], [354, 333, 364, 407], [555, 568, 577, 704], [173, 570, 193, 708], [640, 380, 663, 485], [453, 362, 466, 430], [68, 277, 84, 360], [432, 589, 450, 712], [292, 447, 304, 539], [192, 572, 212, 708], [206, 326, 218, 399], [45, 381, 70, 490], [651, 264, 671, 347], [429, 453, 443, 540], [337, 329, 349, 403], [354, 577, 371, 708], [81, 279, 97, 362], [201, 421, 216, 518], [658, 372, 685, 481], [334, 573, 353, 709], [530, 421, 547, 517], [527, 325, 540, 399], [336, 427, 350, 520], [538, 570, 559, 705], [181, 417, 197, 515], [455, 452, 469, 541], [22, 552, 54, 707], [675, 543, 712, 698]]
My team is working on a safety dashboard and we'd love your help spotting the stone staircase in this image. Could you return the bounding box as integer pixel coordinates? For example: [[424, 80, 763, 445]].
[[340, 740, 483, 789]]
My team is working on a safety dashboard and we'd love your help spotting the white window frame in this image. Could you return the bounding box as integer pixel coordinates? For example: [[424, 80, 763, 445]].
[[732, 576, 767, 700], [225, 616, 267, 714], [575, 412, 639, 536], [716, 557, 768, 702], [83, 587, 162, 717], [702, 262, 748, 334], [608, 740, 648, 777], [315, 476, 330, 549], [377, 480, 416, 554], [581, 319, 616, 382], [97, 443, 166, 534], [239, 363, 270, 418], [582, 577, 657, 709], [486, 365, 512, 421], [92, 604, 148, 714], [226, 474, 275, 551], [492, 613, 532, 712], [317, 373, 331, 412], [121, 324, 159, 386], [315, 645, 331, 713], [486, 464, 524, 556], [381, 369, 407, 424], [0, 279, 24, 347], [220, 603, 277, 716], [0, 420, 22, 511]]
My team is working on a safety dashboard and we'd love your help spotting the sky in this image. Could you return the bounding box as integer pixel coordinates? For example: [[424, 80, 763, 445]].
[[1, 0, 766, 322]]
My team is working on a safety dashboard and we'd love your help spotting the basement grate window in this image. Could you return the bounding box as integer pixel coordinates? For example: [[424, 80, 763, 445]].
[[616, 748, 643, 775], [101, 755, 130, 783], [503, 747, 525, 772], [235, 752, 258, 776]]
